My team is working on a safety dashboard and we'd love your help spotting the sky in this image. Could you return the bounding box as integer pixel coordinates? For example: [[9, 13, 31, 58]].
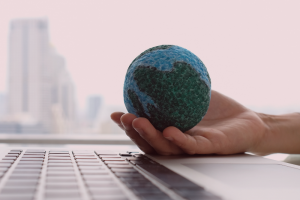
[[0, 0, 300, 112]]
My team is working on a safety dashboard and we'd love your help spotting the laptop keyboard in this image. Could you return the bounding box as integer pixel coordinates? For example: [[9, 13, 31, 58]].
[[0, 149, 222, 200]]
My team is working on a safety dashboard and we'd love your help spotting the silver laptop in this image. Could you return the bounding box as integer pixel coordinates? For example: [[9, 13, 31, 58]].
[[0, 145, 299, 200]]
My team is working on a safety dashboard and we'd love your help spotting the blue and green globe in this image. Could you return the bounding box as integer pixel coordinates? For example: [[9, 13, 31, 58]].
[[123, 45, 211, 132]]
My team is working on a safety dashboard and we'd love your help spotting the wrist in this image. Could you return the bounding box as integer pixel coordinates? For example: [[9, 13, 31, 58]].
[[256, 112, 300, 155]]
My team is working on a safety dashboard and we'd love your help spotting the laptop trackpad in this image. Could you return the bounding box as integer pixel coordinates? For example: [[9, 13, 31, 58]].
[[184, 163, 300, 189]]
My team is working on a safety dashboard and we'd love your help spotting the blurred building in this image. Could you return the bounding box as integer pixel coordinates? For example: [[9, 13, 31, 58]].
[[97, 105, 127, 134], [7, 19, 76, 133], [87, 96, 102, 121], [0, 93, 6, 119]]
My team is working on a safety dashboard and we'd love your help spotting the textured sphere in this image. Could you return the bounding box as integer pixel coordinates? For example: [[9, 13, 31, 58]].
[[123, 45, 211, 132]]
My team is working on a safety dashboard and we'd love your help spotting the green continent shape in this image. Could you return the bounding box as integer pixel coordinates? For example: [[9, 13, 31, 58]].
[[129, 61, 210, 132], [128, 45, 173, 72]]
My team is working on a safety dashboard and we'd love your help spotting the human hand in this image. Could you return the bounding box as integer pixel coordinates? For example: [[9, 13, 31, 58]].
[[111, 90, 268, 155]]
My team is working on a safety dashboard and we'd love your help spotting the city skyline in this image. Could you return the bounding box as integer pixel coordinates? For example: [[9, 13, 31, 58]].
[[7, 19, 76, 133], [0, 1, 300, 109], [0, 1, 300, 118]]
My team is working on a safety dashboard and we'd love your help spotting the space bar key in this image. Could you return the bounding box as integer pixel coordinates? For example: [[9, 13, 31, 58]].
[[136, 164, 201, 188]]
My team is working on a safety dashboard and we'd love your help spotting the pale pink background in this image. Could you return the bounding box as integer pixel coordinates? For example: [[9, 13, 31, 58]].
[[0, 0, 300, 112]]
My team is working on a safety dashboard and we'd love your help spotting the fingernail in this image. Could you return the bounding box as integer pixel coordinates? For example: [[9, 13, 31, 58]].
[[164, 136, 173, 141], [121, 121, 129, 131], [134, 128, 145, 136]]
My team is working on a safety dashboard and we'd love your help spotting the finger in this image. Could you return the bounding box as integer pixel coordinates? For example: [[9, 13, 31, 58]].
[[120, 114, 156, 154], [111, 112, 125, 130], [163, 126, 215, 154], [132, 118, 184, 155]]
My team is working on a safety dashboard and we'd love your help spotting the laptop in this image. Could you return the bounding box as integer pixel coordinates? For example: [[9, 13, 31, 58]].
[[0, 145, 299, 200]]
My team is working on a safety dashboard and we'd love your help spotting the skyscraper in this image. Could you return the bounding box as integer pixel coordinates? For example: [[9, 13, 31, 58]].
[[8, 19, 76, 133], [87, 96, 102, 121], [0, 93, 6, 119]]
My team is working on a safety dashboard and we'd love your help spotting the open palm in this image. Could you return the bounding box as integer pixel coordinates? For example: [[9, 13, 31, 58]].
[[111, 90, 268, 155]]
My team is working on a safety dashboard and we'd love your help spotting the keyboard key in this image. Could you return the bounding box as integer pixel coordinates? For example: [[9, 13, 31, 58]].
[[114, 173, 144, 178], [138, 194, 173, 200], [82, 175, 112, 181], [4, 156, 17, 159], [110, 168, 136, 173], [73, 153, 95, 156], [131, 187, 164, 195], [85, 181, 117, 188], [0, 168, 8, 172], [45, 198, 82, 200], [47, 167, 74, 171], [47, 172, 76, 177], [17, 162, 43, 166], [23, 153, 45, 155], [45, 190, 81, 197], [49, 151, 69, 154], [75, 157, 99, 161], [5, 180, 38, 186], [98, 155, 119, 158], [74, 155, 95, 157], [80, 169, 106, 173], [48, 155, 70, 157], [12, 170, 41, 174], [15, 165, 42, 169], [46, 177, 77, 182], [48, 157, 71, 160], [47, 171, 75, 175], [1, 185, 36, 190], [73, 150, 94, 153], [75, 157, 97, 159], [77, 163, 103, 167], [101, 158, 125, 161], [78, 166, 103, 170], [46, 183, 79, 189], [0, 160, 15, 163], [124, 182, 155, 188], [119, 177, 148, 182], [10, 172, 41, 177], [0, 171, 5, 177], [9, 174, 40, 179], [0, 193, 34, 200], [0, 163, 12, 167], [48, 160, 72, 163], [104, 161, 129, 165], [5, 154, 19, 157], [22, 155, 45, 158], [1, 187, 36, 194], [47, 166, 74, 168], [47, 164, 73, 167], [92, 194, 128, 200], [2, 158, 17, 161], [80, 171, 108, 175], [76, 160, 101, 165], [88, 188, 124, 195], [20, 158, 44, 161], [107, 165, 133, 169]]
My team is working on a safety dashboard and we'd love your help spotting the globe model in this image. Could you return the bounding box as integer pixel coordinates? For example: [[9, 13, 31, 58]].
[[123, 45, 211, 132]]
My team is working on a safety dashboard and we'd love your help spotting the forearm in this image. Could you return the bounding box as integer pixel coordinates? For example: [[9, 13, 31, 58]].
[[256, 112, 300, 155]]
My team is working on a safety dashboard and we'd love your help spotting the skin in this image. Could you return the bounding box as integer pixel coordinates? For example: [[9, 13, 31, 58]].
[[111, 90, 300, 156]]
